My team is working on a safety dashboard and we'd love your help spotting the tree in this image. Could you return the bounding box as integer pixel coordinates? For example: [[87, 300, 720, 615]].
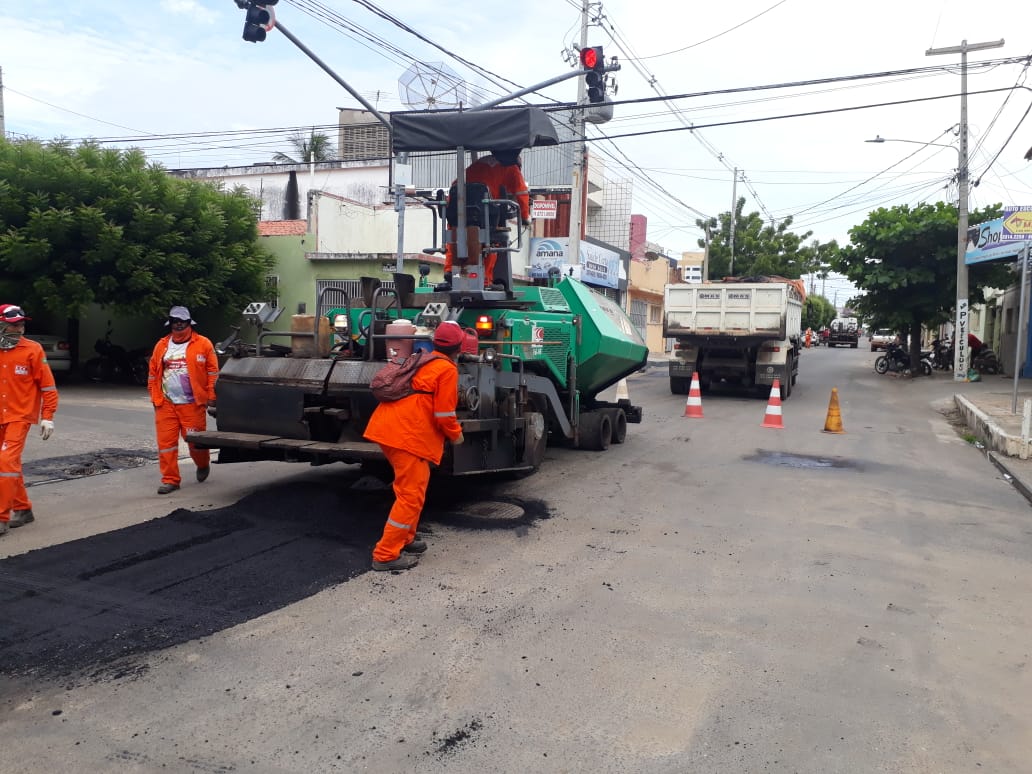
[[803, 294, 836, 331], [272, 128, 336, 164], [0, 138, 274, 320], [830, 201, 1011, 373], [697, 197, 829, 279]]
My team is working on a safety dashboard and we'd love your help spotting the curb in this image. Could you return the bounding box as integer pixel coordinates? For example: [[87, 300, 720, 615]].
[[988, 451, 1032, 507], [954, 394, 1031, 458]]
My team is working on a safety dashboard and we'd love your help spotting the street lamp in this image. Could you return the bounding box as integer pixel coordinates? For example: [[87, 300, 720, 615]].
[[865, 133, 969, 381]]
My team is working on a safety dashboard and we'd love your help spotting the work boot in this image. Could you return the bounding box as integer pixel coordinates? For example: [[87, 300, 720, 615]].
[[9, 510, 34, 528], [435, 273, 453, 292], [0, 520, 8, 537], [196, 466, 210, 483], [402, 538, 427, 554], [157, 483, 180, 495], [371, 554, 419, 572]]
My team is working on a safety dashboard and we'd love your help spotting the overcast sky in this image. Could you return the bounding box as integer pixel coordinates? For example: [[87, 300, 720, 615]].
[[2, 0, 1031, 292]]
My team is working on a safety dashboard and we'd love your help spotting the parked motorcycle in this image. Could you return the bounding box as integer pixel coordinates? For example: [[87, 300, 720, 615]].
[[84, 324, 151, 386], [931, 337, 952, 370], [940, 341, 1001, 375], [875, 342, 932, 376], [972, 346, 1001, 375]]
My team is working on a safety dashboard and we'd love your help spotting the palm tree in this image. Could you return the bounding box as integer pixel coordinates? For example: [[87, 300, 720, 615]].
[[273, 128, 335, 164]]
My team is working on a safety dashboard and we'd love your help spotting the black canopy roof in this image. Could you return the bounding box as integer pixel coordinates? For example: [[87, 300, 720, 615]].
[[390, 107, 560, 153]]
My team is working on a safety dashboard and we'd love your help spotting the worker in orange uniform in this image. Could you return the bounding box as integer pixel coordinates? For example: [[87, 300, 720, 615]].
[[147, 306, 219, 495], [0, 304, 58, 536], [443, 149, 531, 289], [364, 321, 465, 571]]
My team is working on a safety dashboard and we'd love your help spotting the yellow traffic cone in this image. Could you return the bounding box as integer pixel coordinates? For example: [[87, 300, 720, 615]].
[[823, 387, 845, 433]]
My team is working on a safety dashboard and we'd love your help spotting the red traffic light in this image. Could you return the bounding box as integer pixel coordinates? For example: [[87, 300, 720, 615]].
[[580, 46, 603, 71]]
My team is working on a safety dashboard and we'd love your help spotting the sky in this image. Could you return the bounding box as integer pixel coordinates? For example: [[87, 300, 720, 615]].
[[2, 0, 1032, 305]]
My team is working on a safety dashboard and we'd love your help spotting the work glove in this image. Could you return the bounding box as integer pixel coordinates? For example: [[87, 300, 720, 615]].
[[452, 431, 465, 446], [40, 419, 54, 441]]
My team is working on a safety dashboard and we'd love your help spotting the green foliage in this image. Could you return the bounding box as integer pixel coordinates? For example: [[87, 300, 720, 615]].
[[696, 197, 835, 280], [829, 201, 1011, 333], [0, 138, 274, 319], [273, 128, 336, 164], [803, 294, 837, 330]]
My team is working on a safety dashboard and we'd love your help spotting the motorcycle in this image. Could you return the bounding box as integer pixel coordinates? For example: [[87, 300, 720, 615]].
[[972, 346, 1001, 375], [84, 324, 151, 386], [875, 342, 932, 376], [930, 337, 952, 370], [940, 341, 1001, 375]]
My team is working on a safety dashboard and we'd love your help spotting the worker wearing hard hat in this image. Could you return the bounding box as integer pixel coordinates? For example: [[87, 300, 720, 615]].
[[363, 321, 465, 571], [0, 303, 58, 536]]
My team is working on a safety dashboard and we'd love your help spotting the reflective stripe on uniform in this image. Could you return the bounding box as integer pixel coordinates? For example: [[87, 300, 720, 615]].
[[158, 445, 179, 454], [41, 386, 56, 392], [434, 411, 456, 418], [0, 472, 21, 478], [387, 517, 412, 531]]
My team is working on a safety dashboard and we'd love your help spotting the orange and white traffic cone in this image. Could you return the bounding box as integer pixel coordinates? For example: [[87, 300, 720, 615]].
[[761, 379, 784, 429], [683, 372, 704, 418]]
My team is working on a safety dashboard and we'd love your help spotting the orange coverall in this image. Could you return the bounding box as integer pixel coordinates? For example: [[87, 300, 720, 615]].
[[444, 155, 531, 284], [0, 338, 58, 523], [363, 355, 463, 562], [147, 332, 219, 486]]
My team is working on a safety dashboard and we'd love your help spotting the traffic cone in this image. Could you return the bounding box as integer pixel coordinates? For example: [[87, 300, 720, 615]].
[[761, 380, 784, 429], [822, 387, 845, 433], [615, 378, 629, 402], [683, 372, 704, 418]]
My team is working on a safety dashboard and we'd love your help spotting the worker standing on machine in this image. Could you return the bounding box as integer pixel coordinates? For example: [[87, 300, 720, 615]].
[[364, 322, 465, 571], [442, 149, 531, 290]]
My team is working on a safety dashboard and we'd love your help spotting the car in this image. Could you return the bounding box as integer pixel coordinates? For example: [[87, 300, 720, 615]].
[[869, 328, 895, 352], [26, 333, 72, 374]]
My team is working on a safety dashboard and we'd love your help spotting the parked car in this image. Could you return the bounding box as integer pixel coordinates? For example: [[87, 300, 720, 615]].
[[26, 333, 72, 374], [869, 329, 896, 352]]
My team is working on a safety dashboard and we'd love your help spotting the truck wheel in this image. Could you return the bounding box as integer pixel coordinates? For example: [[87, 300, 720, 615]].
[[578, 411, 611, 451], [781, 364, 792, 400], [606, 408, 627, 444], [669, 377, 689, 395]]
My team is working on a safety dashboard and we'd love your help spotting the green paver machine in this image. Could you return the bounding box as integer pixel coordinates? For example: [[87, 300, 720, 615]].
[[189, 107, 647, 477]]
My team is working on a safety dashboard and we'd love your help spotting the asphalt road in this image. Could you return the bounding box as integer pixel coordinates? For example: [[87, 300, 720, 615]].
[[1, 349, 1030, 773]]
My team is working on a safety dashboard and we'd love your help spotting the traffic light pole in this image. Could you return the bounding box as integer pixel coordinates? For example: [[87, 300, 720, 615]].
[[567, 1, 590, 270]]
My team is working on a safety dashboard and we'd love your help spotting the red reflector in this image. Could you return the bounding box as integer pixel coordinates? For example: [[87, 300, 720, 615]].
[[58, 342, 70, 350], [763, 346, 781, 352]]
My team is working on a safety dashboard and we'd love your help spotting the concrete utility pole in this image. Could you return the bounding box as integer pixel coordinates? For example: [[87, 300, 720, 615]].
[[728, 168, 739, 276], [566, 1, 590, 268], [926, 37, 1004, 381], [0, 67, 6, 138]]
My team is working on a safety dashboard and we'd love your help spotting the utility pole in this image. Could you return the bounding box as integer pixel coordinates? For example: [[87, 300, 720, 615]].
[[728, 168, 739, 276], [566, 1, 590, 269], [926, 37, 1004, 381], [0, 67, 5, 139]]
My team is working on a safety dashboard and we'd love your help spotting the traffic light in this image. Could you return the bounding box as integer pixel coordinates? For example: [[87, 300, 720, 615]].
[[580, 46, 606, 104], [242, 2, 276, 43]]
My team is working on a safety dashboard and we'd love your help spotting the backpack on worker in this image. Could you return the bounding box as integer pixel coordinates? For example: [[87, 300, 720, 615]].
[[369, 351, 442, 402]]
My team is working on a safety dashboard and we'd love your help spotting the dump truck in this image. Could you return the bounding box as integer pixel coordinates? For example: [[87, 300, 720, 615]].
[[827, 317, 859, 348], [187, 107, 648, 477], [663, 278, 804, 400]]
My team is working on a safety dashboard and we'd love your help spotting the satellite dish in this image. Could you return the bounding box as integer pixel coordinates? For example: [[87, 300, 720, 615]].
[[398, 62, 468, 110]]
